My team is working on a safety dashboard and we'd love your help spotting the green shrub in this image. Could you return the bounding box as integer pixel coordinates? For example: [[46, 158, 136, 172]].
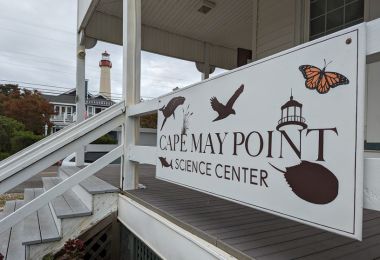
[[10, 131, 43, 154], [42, 253, 54, 260], [0, 116, 43, 161], [0, 152, 10, 161], [0, 116, 25, 153], [92, 134, 117, 144], [0, 115, 24, 135], [0, 127, 10, 152], [41, 254, 53, 260]]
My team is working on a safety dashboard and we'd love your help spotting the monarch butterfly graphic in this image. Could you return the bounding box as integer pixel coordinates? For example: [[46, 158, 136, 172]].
[[299, 60, 349, 94]]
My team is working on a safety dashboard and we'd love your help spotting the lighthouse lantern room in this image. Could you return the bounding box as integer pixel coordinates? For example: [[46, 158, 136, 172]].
[[277, 92, 307, 130]]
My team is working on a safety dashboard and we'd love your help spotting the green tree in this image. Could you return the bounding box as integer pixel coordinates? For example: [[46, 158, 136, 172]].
[[0, 115, 43, 160], [0, 115, 25, 154], [0, 84, 55, 134]]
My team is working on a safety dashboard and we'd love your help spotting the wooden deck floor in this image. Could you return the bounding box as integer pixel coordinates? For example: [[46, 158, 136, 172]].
[[102, 165, 380, 260]]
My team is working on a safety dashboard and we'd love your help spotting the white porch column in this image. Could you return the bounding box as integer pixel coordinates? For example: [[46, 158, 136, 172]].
[[75, 30, 86, 166], [122, 0, 141, 190]]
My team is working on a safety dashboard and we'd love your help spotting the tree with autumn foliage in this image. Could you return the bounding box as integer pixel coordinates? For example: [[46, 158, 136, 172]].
[[140, 113, 157, 129], [0, 84, 55, 135]]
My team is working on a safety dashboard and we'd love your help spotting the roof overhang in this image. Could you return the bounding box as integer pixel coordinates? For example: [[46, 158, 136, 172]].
[[78, 0, 254, 70]]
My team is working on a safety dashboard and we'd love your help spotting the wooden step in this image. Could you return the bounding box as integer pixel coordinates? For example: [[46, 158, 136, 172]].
[[0, 201, 16, 258], [42, 177, 92, 218], [22, 189, 41, 245], [60, 166, 119, 194], [0, 191, 61, 259], [35, 189, 62, 243], [23, 188, 61, 245], [3, 200, 26, 260]]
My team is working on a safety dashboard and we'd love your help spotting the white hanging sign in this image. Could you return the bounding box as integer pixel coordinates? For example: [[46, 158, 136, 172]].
[[156, 27, 365, 240]]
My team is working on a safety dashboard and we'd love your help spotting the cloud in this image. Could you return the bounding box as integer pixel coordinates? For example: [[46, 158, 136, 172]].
[[0, 0, 226, 101]]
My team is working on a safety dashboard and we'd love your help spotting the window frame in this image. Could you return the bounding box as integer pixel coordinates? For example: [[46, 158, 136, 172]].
[[308, 0, 365, 41]]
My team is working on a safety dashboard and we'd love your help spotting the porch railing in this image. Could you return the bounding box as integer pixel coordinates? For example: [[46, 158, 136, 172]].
[[52, 114, 74, 123], [0, 101, 125, 194], [0, 101, 125, 233]]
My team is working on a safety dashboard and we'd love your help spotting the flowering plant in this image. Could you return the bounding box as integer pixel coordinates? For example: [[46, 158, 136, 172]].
[[61, 238, 85, 260]]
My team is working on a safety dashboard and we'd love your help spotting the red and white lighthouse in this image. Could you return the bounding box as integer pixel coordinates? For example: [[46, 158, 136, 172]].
[[99, 51, 112, 99]]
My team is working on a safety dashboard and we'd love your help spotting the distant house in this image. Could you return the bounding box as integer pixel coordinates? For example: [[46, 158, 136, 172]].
[[43, 89, 114, 132]]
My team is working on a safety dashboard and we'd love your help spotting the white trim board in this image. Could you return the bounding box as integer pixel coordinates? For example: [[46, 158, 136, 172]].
[[118, 195, 237, 260]]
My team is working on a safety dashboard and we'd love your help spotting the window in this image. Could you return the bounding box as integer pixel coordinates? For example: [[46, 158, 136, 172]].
[[65, 106, 75, 116], [95, 107, 102, 114], [54, 105, 59, 114], [309, 0, 364, 40], [87, 106, 95, 117]]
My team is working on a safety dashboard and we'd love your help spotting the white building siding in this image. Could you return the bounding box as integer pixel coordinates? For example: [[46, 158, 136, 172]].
[[256, 0, 297, 59], [367, 0, 380, 20], [366, 62, 380, 143], [141, 25, 237, 70], [366, 0, 380, 144]]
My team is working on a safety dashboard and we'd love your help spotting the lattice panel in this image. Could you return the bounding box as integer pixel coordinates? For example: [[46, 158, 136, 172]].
[[83, 223, 112, 260], [134, 236, 161, 260]]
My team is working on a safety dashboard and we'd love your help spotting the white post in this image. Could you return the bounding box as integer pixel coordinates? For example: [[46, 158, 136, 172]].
[[75, 30, 86, 166], [122, 0, 141, 190]]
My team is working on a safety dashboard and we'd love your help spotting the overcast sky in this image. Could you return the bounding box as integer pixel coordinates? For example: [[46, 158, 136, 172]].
[[0, 0, 224, 101]]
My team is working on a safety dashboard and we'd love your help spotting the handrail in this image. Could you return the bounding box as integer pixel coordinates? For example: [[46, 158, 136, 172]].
[[0, 145, 123, 234], [0, 101, 125, 194], [0, 117, 78, 169], [0, 101, 124, 171]]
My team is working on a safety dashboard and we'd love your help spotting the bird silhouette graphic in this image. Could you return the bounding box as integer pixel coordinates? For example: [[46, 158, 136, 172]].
[[210, 84, 244, 122]]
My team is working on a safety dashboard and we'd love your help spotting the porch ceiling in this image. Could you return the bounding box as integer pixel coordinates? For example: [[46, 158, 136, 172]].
[[83, 0, 254, 69]]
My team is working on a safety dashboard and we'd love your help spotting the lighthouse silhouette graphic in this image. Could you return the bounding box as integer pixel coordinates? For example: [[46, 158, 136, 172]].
[[276, 90, 308, 162]]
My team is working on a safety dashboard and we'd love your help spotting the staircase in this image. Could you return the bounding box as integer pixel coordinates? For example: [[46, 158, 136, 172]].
[[0, 166, 119, 260]]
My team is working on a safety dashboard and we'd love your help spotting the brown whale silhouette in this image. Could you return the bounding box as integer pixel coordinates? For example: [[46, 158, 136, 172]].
[[159, 96, 185, 130], [159, 157, 173, 169], [270, 160, 339, 204]]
